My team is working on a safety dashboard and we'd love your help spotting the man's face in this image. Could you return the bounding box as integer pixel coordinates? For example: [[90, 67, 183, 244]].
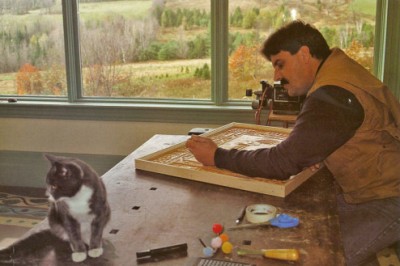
[[270, 48, 314, 97]]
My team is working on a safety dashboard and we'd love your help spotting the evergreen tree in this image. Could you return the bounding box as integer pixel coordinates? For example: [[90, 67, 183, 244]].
[[188, 35, 207, 59], [158, 41, 178, 60], [242, 10, 258, 29], [231, 7, 243, 27], [201, 63, 210, 79]]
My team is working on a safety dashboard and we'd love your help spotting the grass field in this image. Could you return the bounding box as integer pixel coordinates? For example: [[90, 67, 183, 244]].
[[0, 59, 212, 98], [0, 73, 16, 95], [79, 0, 152, 21]]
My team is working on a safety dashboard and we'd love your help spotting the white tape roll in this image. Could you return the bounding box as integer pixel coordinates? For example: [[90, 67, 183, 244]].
[[245, 204, 277, 223]]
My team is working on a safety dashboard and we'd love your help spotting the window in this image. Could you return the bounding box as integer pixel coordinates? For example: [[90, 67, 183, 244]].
[[0, 0, 66, 97], [228, 0, 377, 100], [78, 0, 211, 99], [0, 0, 379, 104]]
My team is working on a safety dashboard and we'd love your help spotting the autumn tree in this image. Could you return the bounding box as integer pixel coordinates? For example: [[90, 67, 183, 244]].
[[40, 64, 66, 95], [16, 63, 42, 95], [229, 45, 260, 81], [344, 40, 373, 72]]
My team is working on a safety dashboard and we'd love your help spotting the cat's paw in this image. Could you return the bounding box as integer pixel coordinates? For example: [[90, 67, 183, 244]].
[[88, 247, 103, 258], [72, 252, 87, 262]]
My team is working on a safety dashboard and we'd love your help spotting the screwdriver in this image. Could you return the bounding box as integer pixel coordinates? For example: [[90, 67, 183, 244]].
[[237, 248, 299, 261]]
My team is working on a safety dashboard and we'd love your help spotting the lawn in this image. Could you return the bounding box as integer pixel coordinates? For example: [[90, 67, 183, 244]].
[[79, 0, 152, 21]]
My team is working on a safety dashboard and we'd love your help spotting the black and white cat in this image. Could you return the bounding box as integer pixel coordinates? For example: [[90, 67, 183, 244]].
[[44, 154, 111, 262], [0, 154, 111, 263]]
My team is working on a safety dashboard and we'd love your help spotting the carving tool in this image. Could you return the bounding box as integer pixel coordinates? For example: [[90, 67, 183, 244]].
[[228, 213, 299, 230], [235, 206, 247, 224], [237, 248, 299, 261], [136, 243, 187, 263]]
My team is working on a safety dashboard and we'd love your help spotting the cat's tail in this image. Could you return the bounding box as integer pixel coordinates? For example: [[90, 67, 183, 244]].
[[0, 229, 69, 264]]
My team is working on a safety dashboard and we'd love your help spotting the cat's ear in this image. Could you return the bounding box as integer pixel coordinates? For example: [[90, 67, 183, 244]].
[[54, 162, 70, 178], [44, 154, 70, 178], [44, 153, 58, 164]]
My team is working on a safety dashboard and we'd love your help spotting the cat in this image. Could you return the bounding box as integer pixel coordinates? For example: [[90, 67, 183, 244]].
[[44, 154, 111, 262], [0, 154, 111, 264]]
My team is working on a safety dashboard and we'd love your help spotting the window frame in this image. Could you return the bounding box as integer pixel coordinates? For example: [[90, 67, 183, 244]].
[[0, 0, 398, 124]]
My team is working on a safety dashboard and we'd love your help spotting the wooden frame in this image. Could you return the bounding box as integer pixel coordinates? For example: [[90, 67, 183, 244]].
[[135, 122, 319, 197]]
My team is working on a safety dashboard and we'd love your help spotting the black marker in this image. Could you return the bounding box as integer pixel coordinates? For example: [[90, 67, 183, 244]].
[[235, 206, 247, 224], [136, 243, 187, 263]]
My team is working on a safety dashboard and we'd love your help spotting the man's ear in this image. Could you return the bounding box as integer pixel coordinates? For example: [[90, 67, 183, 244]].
[[299, 46, 312, 63]]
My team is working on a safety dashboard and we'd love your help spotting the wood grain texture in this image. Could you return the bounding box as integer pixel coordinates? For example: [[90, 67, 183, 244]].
[[135, 122, 320, 197], [1, 134, 344, 266]]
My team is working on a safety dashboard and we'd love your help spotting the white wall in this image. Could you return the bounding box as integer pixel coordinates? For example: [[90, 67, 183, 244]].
[[0, 118, 220, 156], [0, 118, 221, 187]]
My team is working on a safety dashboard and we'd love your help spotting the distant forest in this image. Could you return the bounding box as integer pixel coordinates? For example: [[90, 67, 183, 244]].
[[0, 0, 374, 73], [0, 0, 375, 97], [0, 0, 56, 14]]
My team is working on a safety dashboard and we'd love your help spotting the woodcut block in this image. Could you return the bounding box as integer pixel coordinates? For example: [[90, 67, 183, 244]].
[[135, 122, 319, 197]]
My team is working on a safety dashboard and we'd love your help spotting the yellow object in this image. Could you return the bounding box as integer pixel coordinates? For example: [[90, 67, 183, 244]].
[[263, 249, 299, 261], [221, 241, 233, 254], [237, 248, 299, 261]]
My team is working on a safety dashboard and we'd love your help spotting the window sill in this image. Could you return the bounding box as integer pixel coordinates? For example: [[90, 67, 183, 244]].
[[0, 100, 258, 124]]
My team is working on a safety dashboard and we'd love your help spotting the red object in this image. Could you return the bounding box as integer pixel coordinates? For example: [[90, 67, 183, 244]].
[[212, 223, 223, 234]]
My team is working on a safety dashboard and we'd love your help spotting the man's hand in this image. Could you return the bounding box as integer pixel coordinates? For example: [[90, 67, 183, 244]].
[[308, 163, 322, 172], [186, 135, 217, 166]]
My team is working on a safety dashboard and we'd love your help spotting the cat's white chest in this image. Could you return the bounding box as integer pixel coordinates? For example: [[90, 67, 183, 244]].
[[61, 185, 94, 244], [62, 185, 93, 217]]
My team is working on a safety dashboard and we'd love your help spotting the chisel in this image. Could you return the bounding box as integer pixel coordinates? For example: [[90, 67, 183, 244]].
[[237, 248, 299, 261]]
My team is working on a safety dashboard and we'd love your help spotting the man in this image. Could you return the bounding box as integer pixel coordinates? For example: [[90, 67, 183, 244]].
[[186, 20, 400, 266]]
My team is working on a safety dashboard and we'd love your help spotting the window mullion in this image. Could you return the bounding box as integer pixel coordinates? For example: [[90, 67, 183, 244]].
[[62, 0, 83, 102], [383, 0, 400, 100], [374, 0, 400, 100], [373, 0, 387, 81], [211, 0, 229, 105]]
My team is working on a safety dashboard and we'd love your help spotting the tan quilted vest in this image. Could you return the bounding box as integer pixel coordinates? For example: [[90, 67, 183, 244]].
[[308, 48, 400, 203]]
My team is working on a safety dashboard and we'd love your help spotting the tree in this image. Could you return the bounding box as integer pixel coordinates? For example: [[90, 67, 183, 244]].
[[193, 64, 210, 80], [188, 34, 210, 59], [229, 45, 259, 81], [242, 9, 258, 29], [41, 64, 66, 95], [230, 7, 243, 27], [158, 41, 178, 60], [344, 40, 373, 72], [320, 26, 338, 47], [16, 63, 42, 95], [201, 63, 210, 79]]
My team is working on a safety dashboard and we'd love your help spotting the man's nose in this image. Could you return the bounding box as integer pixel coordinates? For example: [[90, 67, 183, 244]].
[[274, 70, 282, 81]]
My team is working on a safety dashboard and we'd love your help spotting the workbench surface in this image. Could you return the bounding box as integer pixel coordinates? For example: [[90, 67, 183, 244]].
[[3, 134, 345, 266]]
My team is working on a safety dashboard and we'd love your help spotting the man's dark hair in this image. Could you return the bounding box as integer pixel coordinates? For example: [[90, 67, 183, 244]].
[[261, 20, 330, 61]]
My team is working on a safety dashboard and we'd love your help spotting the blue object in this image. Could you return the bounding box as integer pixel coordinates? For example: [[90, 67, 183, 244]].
[[269, 214, 299, 228], [203, 247, 214, 257]]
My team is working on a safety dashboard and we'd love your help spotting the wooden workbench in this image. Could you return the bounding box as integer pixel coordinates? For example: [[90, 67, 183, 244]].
[[2, 134, 345, 265]]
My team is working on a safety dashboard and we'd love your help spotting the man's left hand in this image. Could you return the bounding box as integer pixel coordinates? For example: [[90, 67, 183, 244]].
[[186, 135, 217, 166]]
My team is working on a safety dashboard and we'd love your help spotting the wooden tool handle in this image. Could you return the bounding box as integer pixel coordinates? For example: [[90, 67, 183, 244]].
[[262, 249, 299, 261]]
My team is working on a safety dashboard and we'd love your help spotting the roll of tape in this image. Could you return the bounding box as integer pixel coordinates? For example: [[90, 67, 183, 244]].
[[245, 204, 277, 223]]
